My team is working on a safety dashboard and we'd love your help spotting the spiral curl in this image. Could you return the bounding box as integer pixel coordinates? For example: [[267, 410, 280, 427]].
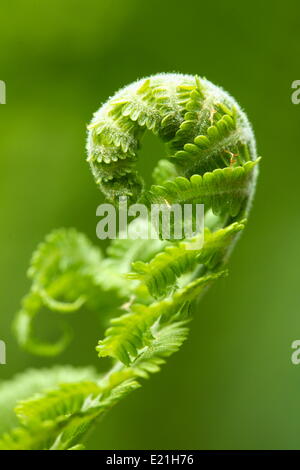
[[87, 73, 257, 205]]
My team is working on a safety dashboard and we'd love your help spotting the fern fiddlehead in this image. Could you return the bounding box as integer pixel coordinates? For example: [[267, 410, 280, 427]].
[[87, 73, 257, 204], [0, 73, 260, 450]]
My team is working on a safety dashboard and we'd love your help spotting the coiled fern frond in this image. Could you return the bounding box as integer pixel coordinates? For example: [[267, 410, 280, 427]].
[[1, 73, 260, 450]]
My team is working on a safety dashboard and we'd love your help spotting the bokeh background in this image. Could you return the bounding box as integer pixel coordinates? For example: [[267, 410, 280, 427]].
[[1, 0, 300, 450]]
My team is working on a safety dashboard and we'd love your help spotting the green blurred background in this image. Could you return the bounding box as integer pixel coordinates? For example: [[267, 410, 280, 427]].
[[1, 0, 300, 450]]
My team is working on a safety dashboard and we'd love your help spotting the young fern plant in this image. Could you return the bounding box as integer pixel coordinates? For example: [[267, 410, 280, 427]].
[[0, 73, 260, 450]]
